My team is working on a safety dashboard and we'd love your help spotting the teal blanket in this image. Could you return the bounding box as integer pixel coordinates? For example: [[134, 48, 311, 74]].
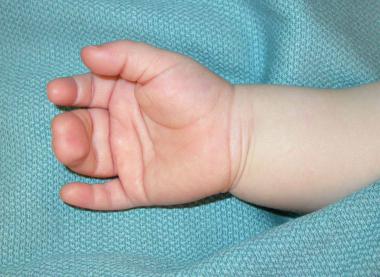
[[1, 1, 379, 276]]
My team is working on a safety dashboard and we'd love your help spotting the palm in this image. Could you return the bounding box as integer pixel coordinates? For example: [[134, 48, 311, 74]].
[[48, 41, 234, 210]]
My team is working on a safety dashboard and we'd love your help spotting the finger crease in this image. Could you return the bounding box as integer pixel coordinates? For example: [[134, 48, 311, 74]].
[[89, 74, 95, 107], [88, 110, 99, 175]]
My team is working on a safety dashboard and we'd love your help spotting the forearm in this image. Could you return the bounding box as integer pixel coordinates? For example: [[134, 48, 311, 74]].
[[229, 82, 380, 213]]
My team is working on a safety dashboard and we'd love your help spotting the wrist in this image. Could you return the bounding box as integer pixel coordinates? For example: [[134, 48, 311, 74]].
[[228, 85, 255, 195]]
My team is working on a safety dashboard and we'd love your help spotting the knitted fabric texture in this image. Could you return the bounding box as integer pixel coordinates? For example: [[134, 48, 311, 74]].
[[0, 1, 379, 276]]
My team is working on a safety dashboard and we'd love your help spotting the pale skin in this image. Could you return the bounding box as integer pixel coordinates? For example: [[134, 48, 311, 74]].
[[47, 40, 380, 213]]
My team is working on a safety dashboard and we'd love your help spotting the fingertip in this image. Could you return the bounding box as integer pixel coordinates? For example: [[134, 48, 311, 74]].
[[80, 43, 122, 76], [80, 45, 106, 72], [80, 45, 99, 59], [47, 77, 77, 106], [51, 112, 91, 166], [60, 183, 93, 209]]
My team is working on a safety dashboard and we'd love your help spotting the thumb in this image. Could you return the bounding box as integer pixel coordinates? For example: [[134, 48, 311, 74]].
[[80, 40, 185, 83]]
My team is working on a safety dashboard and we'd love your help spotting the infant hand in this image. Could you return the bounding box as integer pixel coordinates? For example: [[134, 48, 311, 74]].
[[47, 41, 235, 210]]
